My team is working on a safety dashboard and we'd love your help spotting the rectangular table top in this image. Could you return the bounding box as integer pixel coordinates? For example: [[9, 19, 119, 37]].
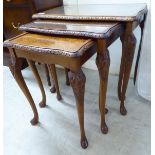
[[32, 3, 147, 22], [19, 20, 122, 39], [3, 33, 95, 57]]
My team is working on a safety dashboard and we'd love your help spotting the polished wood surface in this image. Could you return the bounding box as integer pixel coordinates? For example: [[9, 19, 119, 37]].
[[4, 33, 95, 57], [32, 3, 147, 98], [19, 3, 148, 115], [96, 39, 110, 134], [118, 23, 137, 115], [19, 20, 121, 38], [27, 60, 46, 108], [4, 21, 123, 148], [8, 48, 39, 126], [31, 3, 148, 115], [32, 4, 147, 21], [4, 2, 148, 148], [68, 69, 88, 148], [4, 34, 96, 149]]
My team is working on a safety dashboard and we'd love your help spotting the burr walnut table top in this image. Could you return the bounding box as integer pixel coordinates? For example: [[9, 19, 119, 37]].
[[19, 20, 122, 39], [3, 33, 95, 57], [32, 3, 147, 22]]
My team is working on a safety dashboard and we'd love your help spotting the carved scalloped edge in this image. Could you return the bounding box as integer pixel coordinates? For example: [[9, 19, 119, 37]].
[[33, 20, 113, 26], [19, 22, 122, 39], [3, 40, 95, 58], [32, 6, 147, 22]]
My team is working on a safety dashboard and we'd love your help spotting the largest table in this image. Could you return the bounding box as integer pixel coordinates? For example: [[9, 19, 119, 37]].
[[31, 3, 148, 115]]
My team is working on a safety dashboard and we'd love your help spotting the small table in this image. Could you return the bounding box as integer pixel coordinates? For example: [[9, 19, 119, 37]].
[[32, 3, 148, 115]]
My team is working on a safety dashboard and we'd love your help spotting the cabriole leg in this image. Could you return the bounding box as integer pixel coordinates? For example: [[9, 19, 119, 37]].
[[96, 49, 110, 134], [8, 51, 39, 125], [118, 34, 125, 101], [44, 64, 51, 86], [69, 69, 88, 149], [120, 33, 136, 115], [27, 60, 46, 108]]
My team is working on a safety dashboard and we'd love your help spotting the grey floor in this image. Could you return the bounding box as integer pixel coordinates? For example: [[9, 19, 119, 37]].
[[3, 65, 151, 155]]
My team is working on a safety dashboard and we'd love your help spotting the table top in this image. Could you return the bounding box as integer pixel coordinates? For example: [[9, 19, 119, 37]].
[[19, 20, 122, 39], [32, 3, 147, 22], [3, 33, 95, 57]]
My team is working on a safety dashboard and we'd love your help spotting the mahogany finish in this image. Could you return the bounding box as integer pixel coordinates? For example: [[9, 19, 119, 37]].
[[19, 19, 125, 114], [4, 21, 123, 148], [3, 33, 96, 149], [32, 4, 147, 21], [27, 60, 46, 108], [4, 3, 148, 149], [8, 48, 39, 125], [19, 20, 121, 38], [31, 3, 147, 115], [68, 69, 88, 148], [18, 21, 123, 109]]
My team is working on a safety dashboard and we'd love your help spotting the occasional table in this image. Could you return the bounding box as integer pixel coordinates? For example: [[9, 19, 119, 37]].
[[3, 3, 148, 149]]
